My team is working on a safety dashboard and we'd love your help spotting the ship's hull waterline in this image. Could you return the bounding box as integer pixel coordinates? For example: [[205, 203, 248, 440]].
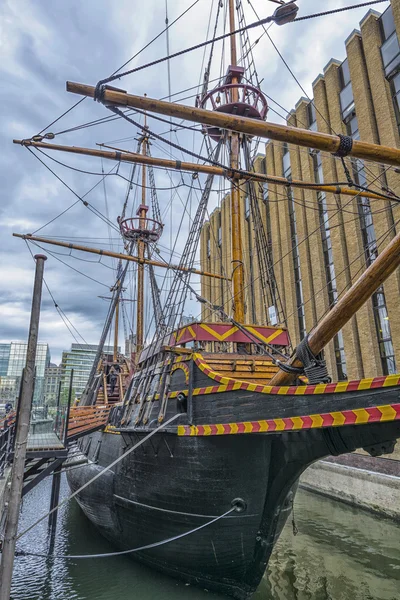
[[67, 374, 400, 599]]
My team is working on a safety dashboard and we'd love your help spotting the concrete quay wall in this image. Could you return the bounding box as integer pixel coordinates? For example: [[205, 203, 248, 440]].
[[300, 459, 400, 521]]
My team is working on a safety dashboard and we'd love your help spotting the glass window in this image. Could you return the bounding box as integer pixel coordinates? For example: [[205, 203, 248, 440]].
[[262, 182, 269, 201], [218, 225, 222, 246], [372, 288, 396, 374], [313, 151, 347, 379], [391, 72, 400, 129], [381, 6, 395, 41], [340, 82, 355, 120], [282, 149, 291, 178], [381, 32, 400, 77], [206, 237, 211, 258], [268, 305, 278, 326], [340, 59, 351, 88], [346, 115, 359, 139], [245, 195, 250, 219], [307, 102, 317, 129], [287, 184, 306, 340]]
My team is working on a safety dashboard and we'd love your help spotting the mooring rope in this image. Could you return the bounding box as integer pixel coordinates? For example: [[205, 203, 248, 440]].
[[15, 506, 237, 559], [15, 413, 182, 541]]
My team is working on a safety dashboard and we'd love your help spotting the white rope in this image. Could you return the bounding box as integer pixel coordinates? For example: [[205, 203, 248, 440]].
[[16, 507, 236, 560]]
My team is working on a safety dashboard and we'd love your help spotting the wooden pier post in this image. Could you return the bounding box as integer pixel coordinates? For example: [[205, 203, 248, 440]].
[[0, 255, 47, 600], [48, 369, 73, 550], [47, 468, 61, 552]]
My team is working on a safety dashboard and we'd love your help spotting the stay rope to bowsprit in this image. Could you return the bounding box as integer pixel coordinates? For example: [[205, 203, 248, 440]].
[[14, 506, 238, 560], [12, 414, 182, 542]]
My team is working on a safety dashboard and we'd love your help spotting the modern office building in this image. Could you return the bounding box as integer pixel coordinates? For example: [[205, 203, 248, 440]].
[[0, 344, 10, 377], [200, 1, 400, 382], [0, 342, 51, 404], [43, 364, 63, 405], [60, 344, 117, 398], [0, 377, 19, 404]]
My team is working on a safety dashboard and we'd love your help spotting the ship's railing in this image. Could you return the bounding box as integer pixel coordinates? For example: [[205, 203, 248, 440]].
[[0, 412, 16, 479], [66, 405, 111, 441]]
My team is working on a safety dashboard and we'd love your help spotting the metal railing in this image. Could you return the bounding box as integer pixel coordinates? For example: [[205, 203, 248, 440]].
[[0, 413, 16, 479]]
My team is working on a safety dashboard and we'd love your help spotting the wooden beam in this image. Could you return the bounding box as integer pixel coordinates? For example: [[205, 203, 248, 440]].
[[14, 138, 389, 203], [12, 233, 229, 281], [66, 82, 400, 167], [269, 228, 400, 385]]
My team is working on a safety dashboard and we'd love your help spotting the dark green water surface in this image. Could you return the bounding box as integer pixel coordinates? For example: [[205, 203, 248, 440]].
[[10, 476, 400, 600]]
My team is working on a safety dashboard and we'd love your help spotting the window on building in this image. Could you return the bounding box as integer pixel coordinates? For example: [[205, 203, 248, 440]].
[[282, 144, 291, 177], [373, 289, 396, 374], [334, 331, 347, 381], [381, 32, 400, 77], [339, 59, 355, 121], [287, 189, 306, 340], [340, 58, 351, 87], [284, 150, 306, 339], [357, 190, 396, 374], [262, 182, 269, 202], [218, 213, 222, 247], [390, 71, 400, 130], [206, 236, 211, 258], [245, 195, 250, 220], [268, 305, 278, 326], [307, 101, 317, 131], [313, 151, 347, 379], [340, 82, 355, 121], [380, 6, 400, 78], [346, 114, 359, 139]]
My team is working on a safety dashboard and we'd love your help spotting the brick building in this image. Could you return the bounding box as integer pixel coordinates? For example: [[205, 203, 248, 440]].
[[200, 1, 400, 382]]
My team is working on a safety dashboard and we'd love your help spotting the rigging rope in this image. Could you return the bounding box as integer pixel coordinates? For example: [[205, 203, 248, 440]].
[[15, 507, 237, 559], [108, 107, 400, 204], [293, 1, 389, 22], [92, 1, 388, 99]]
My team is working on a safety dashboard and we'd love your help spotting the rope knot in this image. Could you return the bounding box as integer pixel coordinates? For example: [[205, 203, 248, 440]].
[[333, 134, 353, 158]]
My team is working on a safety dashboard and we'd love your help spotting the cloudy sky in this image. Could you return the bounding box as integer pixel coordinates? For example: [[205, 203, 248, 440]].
[[0, 0, 389, 364]]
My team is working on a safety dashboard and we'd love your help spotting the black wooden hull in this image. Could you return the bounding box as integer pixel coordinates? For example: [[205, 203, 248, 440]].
[[68, 431, 292, 598], [67, 388, 400, 598]]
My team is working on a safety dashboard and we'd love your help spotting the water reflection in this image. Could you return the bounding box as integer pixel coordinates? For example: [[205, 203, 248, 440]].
[[11, 477, 400, 600]]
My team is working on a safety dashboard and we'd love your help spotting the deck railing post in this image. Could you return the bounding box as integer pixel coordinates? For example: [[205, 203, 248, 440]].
[[64, 369, 74, 446], [0, 254, 47, 600]]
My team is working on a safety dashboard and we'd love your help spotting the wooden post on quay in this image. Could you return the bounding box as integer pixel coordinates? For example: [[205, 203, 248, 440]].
[[0, 255, 47, 600], [47, 468, 61, 552], [48, 369, 73, 550], [64, 370, 74, 446], [54, 380, 62, 435]]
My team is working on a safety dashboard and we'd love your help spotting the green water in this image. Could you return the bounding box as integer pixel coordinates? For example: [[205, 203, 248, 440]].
[[10, 476, 400, 600]]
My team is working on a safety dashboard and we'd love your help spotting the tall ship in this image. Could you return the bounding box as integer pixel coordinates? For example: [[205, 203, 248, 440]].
[[13, 1, 400, 598]]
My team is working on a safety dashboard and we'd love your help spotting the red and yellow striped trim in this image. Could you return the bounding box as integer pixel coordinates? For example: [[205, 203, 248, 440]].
[[171, 362, 190, 384], [193, 353, 400, 396], [177, 403, 400, 436]]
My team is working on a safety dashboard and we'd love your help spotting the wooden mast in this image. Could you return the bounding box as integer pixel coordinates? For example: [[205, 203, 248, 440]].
[[66, 82, 400, 167], [13, 139, 391, 203], [12, 234, 229, 280], [113, 293, 119, 362], [228, 0, 245, 322], [136, 117, 148, 358]]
